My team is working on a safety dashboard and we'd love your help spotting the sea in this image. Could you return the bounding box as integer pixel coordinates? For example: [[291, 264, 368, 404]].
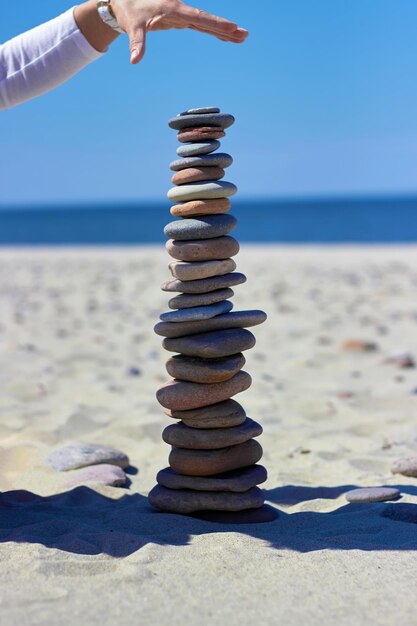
[[0, 196, 416, 244]]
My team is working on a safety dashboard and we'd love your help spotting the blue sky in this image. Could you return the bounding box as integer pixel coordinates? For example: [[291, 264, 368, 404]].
[[2, 1, 417, 206]]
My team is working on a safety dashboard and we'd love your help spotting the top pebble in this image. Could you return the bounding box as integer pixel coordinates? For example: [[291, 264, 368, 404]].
[[168, 112, 235, 131], [180, 107, 220, 115]]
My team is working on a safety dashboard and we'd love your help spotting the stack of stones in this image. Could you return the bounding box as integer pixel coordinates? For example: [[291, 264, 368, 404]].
[[148, 107, 268, 516]]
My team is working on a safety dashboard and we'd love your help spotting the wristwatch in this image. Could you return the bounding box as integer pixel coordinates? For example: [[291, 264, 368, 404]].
[[97, 0, 125, 34]]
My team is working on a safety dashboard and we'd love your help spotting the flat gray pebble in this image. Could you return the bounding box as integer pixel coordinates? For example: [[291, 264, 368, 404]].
[[160, 299, 233, 323], [345, 487, 401, 503], [154, 309, 267, 338], [169, 112, 235, 131], [164, 215, 237, 241], [170, 153, 233, 171], [47, 444, 129, 471], [176, 140, 220, 157], [180, 107, 220, 115]]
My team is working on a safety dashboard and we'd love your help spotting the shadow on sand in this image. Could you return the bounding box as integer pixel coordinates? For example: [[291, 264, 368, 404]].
[[1, 484, 417, 557]]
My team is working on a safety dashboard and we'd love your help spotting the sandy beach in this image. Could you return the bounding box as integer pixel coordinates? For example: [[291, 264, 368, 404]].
[[1, 245, 417, 626]]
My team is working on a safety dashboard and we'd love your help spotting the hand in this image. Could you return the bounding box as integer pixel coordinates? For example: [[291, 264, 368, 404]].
[[110, 0, 249, 64]]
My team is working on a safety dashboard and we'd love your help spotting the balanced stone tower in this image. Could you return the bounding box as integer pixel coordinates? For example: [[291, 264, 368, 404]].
[[149, 107, 270, 519]]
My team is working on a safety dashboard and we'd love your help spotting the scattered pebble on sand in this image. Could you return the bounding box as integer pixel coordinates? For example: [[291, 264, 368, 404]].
[[64, 464, 127, 488], [341, 339, 379, 352], [391, 456, 417, 477], [345, 487, 401, 503], [47, 444, 130, 471], [384, 350, 415, 368]]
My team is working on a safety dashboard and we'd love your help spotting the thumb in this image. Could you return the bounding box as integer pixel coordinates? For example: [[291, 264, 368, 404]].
[[129, 24, 147, 64]]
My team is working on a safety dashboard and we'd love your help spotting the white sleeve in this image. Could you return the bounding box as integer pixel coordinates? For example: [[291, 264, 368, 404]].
[[0, 7, 104, 110]]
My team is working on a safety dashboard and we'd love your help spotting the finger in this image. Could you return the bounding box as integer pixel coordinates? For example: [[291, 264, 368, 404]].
[[188, 24, 248, 43], [178, 4, 248, 37], [128, 23, 147, 64]]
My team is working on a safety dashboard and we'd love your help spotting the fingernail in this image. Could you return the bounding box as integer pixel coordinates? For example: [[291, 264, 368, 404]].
[[130, 49, 138, 63]]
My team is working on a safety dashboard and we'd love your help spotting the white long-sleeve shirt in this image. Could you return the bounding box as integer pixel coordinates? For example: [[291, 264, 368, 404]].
[[0, 7, 103, 110]]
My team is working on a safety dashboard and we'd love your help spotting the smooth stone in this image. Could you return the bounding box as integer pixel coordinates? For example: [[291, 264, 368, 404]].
[[178, 127, 225, 143], [345, 487, 401, 503], [156, 370, 252, 410], [162, 271, 245, 294], [157, 464, 267, 492], [163, 417, 262, 450], [64, 464, 127, 488], [182, 414, 245, 430], [166, 236, 239, 262], [170, 153, 233, 172], [163, 328, 256, 359], [148, 484, 264, 514], [172, 166, 224, 185], [164, 215, 237, 242], [169, 258, 236, 281], [180, 106, 220, 115], [168, 288, 233, 309], [170, 198, 231, 217], [341, 339, 379, 352], [166, 398, 246, 429], [154, 310, 267, 338], [391, 457, 417, 477], [47, 444, 129, 471], [176, 140, 220, 157], [167, 181, 237, 202], [165, 352, 245, 383], [160, 299, 232, 323], [169, 439, 263, 476], [169, 112, 235, 131]]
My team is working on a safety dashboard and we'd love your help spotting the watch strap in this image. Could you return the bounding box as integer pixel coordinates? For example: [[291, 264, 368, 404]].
[[97, 1, 125, 34]]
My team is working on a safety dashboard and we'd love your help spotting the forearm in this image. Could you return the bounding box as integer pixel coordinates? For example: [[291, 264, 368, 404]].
[[0, 5, 109, 110]]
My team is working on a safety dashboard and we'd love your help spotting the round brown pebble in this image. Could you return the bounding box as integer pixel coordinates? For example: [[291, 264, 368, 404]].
[[172, 166, 225, 185], [156, 370, 252, 411], [345, 487, 400, 503], [156, 464, 267, 492], [177, 127, 225, 143], [169, 439, 263, 476], [148, 484, 264, 514], [166, 398, 246, 429], [170, 198, 231, 218], [169, 258, 236, 281], [166, 236, 239, 262], [391, 457, 417, 477], [163, 417, 262, 450], [168, 288, 233, 310], [166, 352, 245, 383]]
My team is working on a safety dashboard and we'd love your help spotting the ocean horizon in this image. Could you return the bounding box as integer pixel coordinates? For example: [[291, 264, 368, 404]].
[[0, 196, 416, 244]]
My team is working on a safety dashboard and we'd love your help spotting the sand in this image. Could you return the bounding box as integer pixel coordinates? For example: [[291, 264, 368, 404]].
[[0, 245, 416, 626]]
